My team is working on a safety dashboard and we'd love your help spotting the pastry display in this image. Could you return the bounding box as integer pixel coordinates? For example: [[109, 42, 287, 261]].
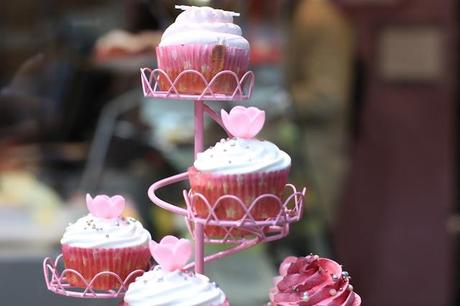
[[268, 255, 361, 306], [43, 4, 361, 306], [60, 194, 151, 290], [156, 5, 250, 94], [188, 106, 291, 237], [123, 236, 229, 306]]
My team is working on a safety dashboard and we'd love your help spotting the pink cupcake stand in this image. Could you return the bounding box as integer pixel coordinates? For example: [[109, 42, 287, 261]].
[[43, 68, 306, 302]]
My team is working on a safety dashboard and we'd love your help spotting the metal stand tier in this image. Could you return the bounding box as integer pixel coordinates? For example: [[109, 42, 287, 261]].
[[43, 255, 143, 299]]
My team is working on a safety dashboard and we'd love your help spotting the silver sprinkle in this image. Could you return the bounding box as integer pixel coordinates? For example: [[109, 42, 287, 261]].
[[301, 292, 309, 301]]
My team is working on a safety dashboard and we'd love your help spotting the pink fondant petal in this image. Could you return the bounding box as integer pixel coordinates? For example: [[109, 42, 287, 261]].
[[247, 109, 265, 138], [149, 240, 159, 259], [173, 239, 192, 270], [151, 244, 175, 271], [221, 109, 230, 129], [86, 193, 125, 219], [92, 195, 111, 218], [221, 106, 265, 139], [108, 195, 125, 218], [159, 235, 180, 247], [86, 193, 94, 213], [246, 106, 262, 118]]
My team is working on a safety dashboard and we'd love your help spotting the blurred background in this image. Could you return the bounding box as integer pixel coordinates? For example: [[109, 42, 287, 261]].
[[0, 0, 457, 305]]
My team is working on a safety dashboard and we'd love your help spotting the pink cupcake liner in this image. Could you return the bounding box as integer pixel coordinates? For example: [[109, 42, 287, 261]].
[[61, 244, 151, 290], [188, 167, 290, 238], [156, 44, 249, 94]]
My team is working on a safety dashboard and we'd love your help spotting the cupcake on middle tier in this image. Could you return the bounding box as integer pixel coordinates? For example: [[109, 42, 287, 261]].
[[188, 106, 291, 237]]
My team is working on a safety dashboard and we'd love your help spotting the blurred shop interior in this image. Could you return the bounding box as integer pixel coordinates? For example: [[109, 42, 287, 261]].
[[0, 0, 458, 305]]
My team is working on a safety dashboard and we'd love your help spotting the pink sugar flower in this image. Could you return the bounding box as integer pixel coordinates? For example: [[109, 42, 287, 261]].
[[86, 194, 125, 219], [221, 106, 265, 139], [149, 236, 192, 272]]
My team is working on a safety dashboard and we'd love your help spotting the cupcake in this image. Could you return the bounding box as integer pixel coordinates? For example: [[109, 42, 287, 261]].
[[60, 194, 151, 290], [188, 106, 291, 237], [268, 255, 362, 306], [124, 236, 229, 306], [156, 5, 250, 94]]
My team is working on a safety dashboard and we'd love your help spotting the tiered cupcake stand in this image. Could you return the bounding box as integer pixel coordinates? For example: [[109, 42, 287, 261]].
[[43, 68, 306, 303]]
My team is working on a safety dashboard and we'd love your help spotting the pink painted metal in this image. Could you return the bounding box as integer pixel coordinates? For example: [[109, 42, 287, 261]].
[[142, 68, 306, 274], [43, 254, 144, 298], [194, 100, 205, 274], [140, 68, 255, 101], [142, 69, 258, 272]]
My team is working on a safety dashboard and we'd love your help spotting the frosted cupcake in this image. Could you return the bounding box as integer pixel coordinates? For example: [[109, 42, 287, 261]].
[[123, 236, 229, 306], [188, 106, 291, 237], [156, 5, 250, 94], [268, 255, 362, 305], [61, 194, 151, 290]]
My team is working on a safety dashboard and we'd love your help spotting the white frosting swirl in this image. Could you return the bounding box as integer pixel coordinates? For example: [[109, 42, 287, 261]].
[[194, 138, 291, 175], [124, 267, 226, 306], [159, 6, 249, 49], [60, 214, 151, 248]]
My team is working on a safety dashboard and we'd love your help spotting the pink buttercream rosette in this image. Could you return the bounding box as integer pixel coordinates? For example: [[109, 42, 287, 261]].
[[156, 44, 249, 94], [268, 255, 362, 306], [189, 107, 290, 238], [61, 194, 151, 290]]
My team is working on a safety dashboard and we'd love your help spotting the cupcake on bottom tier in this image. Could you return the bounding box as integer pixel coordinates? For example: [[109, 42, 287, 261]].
[[156, 6, 250, 95], [268, 255, 361, 306], [60, 194, 151, 290], [188, 107, 291, 238], [124, 235, 229, 306], [123, 266, 229, 306]]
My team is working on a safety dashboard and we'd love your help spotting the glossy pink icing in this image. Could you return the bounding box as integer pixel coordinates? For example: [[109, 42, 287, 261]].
[[269, 255, 361, 306]]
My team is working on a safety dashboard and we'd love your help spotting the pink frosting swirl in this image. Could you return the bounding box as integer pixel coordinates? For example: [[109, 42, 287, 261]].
[[269, 255, 361, 306]]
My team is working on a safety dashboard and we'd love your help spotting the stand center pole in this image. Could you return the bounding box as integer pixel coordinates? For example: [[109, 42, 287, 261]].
[[194, 100, 205, 274]]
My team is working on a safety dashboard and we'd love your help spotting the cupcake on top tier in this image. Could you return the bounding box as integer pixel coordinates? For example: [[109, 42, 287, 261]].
[[188, 106, 291, 237], [156, 5, 250, 94], [61, 194, 151, 290], [268, 255, 361, 306], [123, 236, 229, 306]]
